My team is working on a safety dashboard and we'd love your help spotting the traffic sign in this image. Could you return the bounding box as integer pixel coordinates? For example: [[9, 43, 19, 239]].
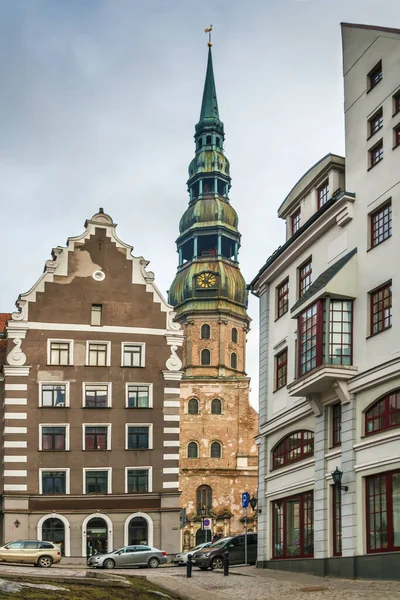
[[203, 518, 212, 530], [242, 492, 250, 508]]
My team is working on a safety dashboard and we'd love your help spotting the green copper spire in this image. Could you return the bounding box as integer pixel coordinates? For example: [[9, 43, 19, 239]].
[[199, 47, 219, 122]]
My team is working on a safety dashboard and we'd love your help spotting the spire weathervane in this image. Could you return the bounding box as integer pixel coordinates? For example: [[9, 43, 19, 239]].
[[204, 24, 213, 47]]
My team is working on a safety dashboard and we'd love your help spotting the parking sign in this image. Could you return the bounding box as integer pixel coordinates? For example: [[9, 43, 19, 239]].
[[242, 492, 250, 508]]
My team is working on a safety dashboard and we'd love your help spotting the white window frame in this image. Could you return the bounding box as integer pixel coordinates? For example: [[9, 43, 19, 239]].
[[85, 340, 111, 367], [125, 423, 153, 450], [39, 381, 70, 408], [121, 342, 145, 367], [47, 339, 74, 366], [82, 382, 112, 408], [39, 468, 70, 494], [125, 466, 153, 493], [83, 467, 112, 495], [39, 423, 70, 451], [125, 383, 153, 408], [82, 423, 112, 451]]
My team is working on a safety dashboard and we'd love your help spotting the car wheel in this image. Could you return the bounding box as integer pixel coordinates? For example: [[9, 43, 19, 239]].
[[37, 556, 53, 568], [103, 559, 115, 569], [211, 557, 224, 570], [148, 557, 160, 568]]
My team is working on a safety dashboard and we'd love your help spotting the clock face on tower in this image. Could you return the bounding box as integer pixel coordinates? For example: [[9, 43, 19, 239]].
[[196, 271, 217, 288]]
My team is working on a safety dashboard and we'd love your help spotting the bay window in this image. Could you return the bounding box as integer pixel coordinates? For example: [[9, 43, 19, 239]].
[[298, 299, 353, 377], [273, 491, 314, 559]]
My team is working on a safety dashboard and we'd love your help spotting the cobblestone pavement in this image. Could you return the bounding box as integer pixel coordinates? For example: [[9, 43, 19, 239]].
[[0, 562, 399, 600]]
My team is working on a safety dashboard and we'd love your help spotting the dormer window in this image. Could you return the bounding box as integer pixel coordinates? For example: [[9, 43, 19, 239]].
[[291, 209, 301, 236], [317, 180, 329, 209]]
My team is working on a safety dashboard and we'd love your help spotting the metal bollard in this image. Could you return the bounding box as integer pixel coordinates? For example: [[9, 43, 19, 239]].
[[223, 550, 229, 576], [186, 553, 193, 578]]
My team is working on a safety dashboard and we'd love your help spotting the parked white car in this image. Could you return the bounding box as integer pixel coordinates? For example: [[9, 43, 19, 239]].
[[172, 542, 212, 565]]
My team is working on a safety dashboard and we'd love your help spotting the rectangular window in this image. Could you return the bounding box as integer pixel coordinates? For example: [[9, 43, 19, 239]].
[[394, 124, 400, 149], [84, 384, 109, 408], [368, 60, 382, 90], [393, 92, 400, 116], [127, 385, 150, 408], [41, 384, 66, 408], [276, 279, 289, 319], [41, 427, 66, 451], [317, 180, 329, 209], [368, 108, 383, 137], [275, 349, 288, 390], [85, 426, 108, 450], [291, 209, 301, 236], [371, 202, 392, 248], [366, 470, 400, 553], [370, 282, 392, 335], [49, 342, 70, 366], [122, 344, 144, 367], [127, 426, 150, 449], [298, 260, 312, 297], [369, 140, 383, 168], [298, 300, 353, 377], [272, 491, 314, 559], [127, 469, 149, 493], [91, 304, 102, 326], [42, 471, 66, 494], [85, 470, 109, 494], [87, 343, 108, 366], [332, 403, 341, 447], [332, 486, 342, 556]]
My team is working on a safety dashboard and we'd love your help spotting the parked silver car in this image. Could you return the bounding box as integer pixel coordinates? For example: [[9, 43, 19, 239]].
[[172, 542, 212, 565], [87, 545, 167, 569]]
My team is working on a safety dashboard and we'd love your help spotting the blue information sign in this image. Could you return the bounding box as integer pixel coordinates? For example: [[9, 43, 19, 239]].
[[242, 492, 250, 508]]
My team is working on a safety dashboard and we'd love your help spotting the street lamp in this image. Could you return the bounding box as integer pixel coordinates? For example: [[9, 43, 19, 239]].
[[200, 506, 208, 542], [249, 495, 261, 514], [331, 466, 349, 492]]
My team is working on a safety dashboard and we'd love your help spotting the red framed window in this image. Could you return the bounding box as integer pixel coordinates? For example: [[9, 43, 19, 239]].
[[365, 390, 400, 436], [298, 260, 312, 297], [298, 302, 321, 375], [329, 300, 353, 366], [370, 282, 392, 335], [366, 470, 400, 553], [332, 486, 342, 556], [393, 93, 400, 116], [276, 279, 289, 318], [368, 108, 383, 137], [317, 180, 329, 209], [369, 140, 383, 168], [332, 403, 342, 447], [368, 61, 383, 90], [272, 430, 314, 469], [275, 349, 288, 390], [394, 124, 400, 149], [291, 209, 301, 235], [371, 202, 392, 248], [272, 491, 314, 559]]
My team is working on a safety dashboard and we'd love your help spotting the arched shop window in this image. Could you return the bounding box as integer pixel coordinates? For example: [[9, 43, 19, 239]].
[[272, 431, 314, 469], [365, 390, 400, 435]]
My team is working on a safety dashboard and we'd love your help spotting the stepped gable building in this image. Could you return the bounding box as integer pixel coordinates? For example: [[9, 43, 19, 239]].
[[169, 44, 258, 546], [251, 23, 400, 579], [0, 210, 183, 559]]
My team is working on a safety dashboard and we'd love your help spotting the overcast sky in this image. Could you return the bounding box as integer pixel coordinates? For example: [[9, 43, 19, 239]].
[[1, 0, 399, 408]]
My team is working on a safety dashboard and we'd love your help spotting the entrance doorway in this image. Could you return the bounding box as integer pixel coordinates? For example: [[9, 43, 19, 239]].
[[42, 518, 65, 555], [196, 527, 211, 545], [86, 517, 108, 557], [128, 517, 148, 545]]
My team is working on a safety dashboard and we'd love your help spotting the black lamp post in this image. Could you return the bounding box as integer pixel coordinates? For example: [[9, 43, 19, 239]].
[[200, 506, 208, 542], [331, 466, 348, 492], [249, 496, 258, 512]]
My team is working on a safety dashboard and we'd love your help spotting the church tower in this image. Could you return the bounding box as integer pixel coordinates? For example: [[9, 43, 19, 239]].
[[169, 40, 258, 547]]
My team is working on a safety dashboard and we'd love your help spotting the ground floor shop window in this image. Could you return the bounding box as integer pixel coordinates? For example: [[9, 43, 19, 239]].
[[272, 491, 314, 559], [366, 470, 400, 553], [128, 516, 148, 545], [42, 518, 65, 555]]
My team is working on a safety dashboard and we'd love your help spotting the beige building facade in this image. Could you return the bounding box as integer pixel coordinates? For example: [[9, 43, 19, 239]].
[[0, 210, 184, 559], [252, 23, 400, 579]]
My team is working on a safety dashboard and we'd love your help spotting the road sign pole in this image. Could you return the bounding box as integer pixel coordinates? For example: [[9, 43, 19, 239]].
[[244, 507, 248, 566]]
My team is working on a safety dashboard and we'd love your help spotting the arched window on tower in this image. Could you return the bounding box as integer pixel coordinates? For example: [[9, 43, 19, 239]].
[[201, 324, 211, 339], [216, 137, 221, 147], [188, 398, 199, 415], [211, 399, 222, 415], [231, 352, 238, 369], [210, 441, 222, 458], [196, 485, 212, 514], [206, 135, 212, 145], [197, 138, 202, 150], [201, 349, 211, 366], [188, 442, 199, 458], [231, 328, 238, 343]]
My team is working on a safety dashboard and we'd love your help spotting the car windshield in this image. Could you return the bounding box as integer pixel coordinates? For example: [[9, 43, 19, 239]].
[[192, 543, 208, 552], [210, 537, 233, 548]]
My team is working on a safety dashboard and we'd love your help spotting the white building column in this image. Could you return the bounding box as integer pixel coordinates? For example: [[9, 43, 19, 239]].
[[313, 407, 328, 558], [341, 399, 357, 556]]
